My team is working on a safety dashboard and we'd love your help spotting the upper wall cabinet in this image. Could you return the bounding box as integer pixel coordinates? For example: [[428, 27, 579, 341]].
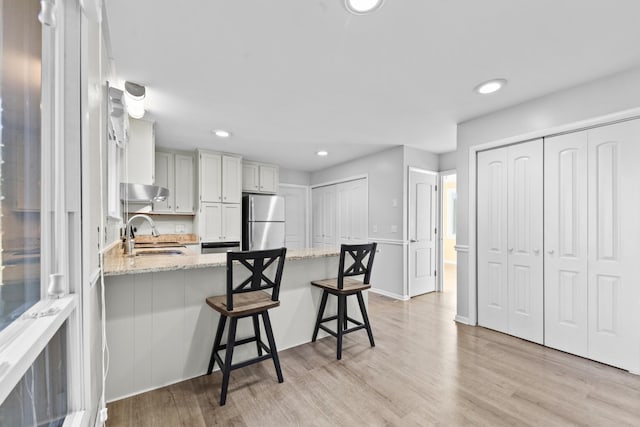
[[242, 161, 279, 194], [152, 150, 195, 214], [123, 118, 155, 185], [197, 150, 242, 205]]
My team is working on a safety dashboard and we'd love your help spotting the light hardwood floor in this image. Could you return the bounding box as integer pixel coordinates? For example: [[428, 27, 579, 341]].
[[107, 290, 640, 426]]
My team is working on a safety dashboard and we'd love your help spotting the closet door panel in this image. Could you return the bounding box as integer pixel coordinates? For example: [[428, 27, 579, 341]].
[[507, 140, 543, 344], [544, 132, 588, 356], [477, 148, 509, 334], [588, 119, 640, 372]]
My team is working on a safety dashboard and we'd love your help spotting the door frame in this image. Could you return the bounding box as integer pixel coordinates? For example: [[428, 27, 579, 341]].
[[438, 169, 456, 292], [407, 167, 439, 297], [278, 183, 311, 248], [466, 108, 640, 327]]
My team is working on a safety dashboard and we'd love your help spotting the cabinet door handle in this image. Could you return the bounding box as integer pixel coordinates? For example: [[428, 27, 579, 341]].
[[176, 205, 179, 209], [533, 249, 540, 255], [547, 249, 555, 255], [508, 248, 514, 252], [224, 196, 227, 200]]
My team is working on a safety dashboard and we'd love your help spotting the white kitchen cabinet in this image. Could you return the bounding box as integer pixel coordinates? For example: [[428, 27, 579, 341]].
[[200, 203, 222, 242], [242, 161, 279, 194], [198, 150, 242, 204], [152, 151, 194, 214], [199, 151, 222, 203], [222, 155, 242, 203], [222, 204, 241, 241], [153, 151, 174, 212], [174, 154, 195, 213], [544, 119, 640, 372], [123, 118, 155, 185], [477, 139, 544, 344], [198, 202, 241, 242]]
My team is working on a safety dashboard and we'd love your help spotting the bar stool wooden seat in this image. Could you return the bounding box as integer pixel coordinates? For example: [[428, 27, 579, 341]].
[[205, 247, 287, 406], [311, 243, 377, 360]]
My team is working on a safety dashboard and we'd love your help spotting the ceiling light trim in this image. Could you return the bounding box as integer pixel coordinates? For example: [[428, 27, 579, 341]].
[[475, 78, 508, 95], [344, 0, 385, 15]]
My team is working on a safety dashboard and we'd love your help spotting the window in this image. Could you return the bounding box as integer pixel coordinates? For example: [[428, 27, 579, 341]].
[[0, 0, 43, 332], [0, 0, 83, 423]]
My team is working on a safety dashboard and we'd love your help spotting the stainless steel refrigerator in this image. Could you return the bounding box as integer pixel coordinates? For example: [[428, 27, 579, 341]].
[[242, 194, 286, 250]]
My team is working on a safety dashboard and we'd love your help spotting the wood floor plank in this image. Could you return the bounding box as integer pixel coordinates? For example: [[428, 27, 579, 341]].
[[107, 291, 640, 426]]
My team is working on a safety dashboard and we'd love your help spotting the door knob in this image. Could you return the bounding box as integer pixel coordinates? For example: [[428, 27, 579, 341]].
[[410, 239, 417, 243], [547, 249, 555, 255]]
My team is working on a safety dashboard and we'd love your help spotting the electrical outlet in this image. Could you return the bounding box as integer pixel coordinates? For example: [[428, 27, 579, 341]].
[[175, 224, 185, 233], [392, 198, 398, 207], [372, 225, 378, 233], [391, 225, 398, 233]]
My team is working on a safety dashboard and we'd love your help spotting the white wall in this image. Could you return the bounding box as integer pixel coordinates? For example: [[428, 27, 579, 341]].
[[279, 167, 311, 186], [438, 151, 456, 171], [403, 146, 439, 173], [455, 66, 640, 322]]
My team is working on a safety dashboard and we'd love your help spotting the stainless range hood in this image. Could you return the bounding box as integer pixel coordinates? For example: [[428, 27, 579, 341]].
[[120, 183, 169, 203]]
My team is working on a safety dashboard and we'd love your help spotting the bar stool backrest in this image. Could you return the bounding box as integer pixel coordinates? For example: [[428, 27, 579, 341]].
[[337, 243, 377, 289], [226, 247, 287, 311]]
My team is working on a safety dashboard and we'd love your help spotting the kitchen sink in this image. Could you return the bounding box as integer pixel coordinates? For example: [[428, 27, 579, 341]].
[[135, 249, 185, 256]]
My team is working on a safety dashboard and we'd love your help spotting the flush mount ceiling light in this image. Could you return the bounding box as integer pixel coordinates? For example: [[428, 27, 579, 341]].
[[475, 78, 508, 95], [124, 81, 146, 119], [345, 0, 384, 15], [316, 150, 329, 156], [212, 129, 231, 138]]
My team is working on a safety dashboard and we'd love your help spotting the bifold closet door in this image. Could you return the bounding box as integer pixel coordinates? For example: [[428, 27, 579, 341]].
[[477, 148, 509, 334], [478, 140, 543, 343], [587, 119, 640, 372], [544, 132, 588, 356]]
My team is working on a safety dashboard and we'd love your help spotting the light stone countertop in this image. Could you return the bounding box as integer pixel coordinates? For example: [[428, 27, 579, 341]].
[[103, 245, 341, 276]]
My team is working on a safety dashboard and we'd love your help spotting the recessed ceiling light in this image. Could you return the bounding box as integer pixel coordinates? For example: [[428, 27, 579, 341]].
[[345, 0, 384, 15], [475, 78, 507, 95], [316, 150, 329, 157], [212, 129, 231, 138]]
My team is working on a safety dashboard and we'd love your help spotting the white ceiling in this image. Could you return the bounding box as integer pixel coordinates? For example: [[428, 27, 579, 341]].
[[105, 0, 640, 171]]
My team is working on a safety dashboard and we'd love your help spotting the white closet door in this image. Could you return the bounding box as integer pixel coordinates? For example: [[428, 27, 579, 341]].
[[587, 119, 640, 372], [477, 148, 509, 334], [322, 185, 338, 247], [507, 140, 544, 344], [544, 133, 588, 355], [311, 187, 324, 248]]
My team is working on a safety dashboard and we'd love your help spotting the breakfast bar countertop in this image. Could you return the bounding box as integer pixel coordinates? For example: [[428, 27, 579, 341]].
[[103, 245, 341, 276]]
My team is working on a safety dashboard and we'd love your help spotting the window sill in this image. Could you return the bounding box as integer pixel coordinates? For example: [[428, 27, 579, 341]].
[[0, 294, 77, 404]]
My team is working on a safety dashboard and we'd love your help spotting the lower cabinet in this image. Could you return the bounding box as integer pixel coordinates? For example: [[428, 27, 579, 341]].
[[199, 203, 241, 242]]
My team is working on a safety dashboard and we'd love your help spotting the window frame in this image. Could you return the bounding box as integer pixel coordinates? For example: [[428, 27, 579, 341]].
[[0, 0, 85, 423]]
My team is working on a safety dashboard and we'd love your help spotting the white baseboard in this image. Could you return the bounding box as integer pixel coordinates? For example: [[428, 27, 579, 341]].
[[369, 287, 410, 301], [454, 315, 471, 325]]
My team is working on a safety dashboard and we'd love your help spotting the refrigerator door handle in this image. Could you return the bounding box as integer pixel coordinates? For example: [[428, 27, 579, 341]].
[[249, 224, 253, 249]]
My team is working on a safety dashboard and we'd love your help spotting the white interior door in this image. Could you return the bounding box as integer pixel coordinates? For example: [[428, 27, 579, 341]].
[[587, 119, 640, 371], [278, 185, 308, 249], [544, 132, 588, 356], [408, 169, 437, 297], [477, 148, 509, 334], [507, 140, 543, 344]]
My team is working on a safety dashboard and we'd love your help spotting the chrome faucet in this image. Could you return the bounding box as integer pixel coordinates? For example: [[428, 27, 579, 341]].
[[123, 214, 160, 256]]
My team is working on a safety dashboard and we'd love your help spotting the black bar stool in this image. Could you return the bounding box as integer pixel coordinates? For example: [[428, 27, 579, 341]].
[[311, 243, 377, 360], [205, 247, 287, 405]]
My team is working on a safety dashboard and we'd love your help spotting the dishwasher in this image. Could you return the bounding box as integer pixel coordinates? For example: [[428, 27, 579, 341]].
[[201, 241, 241, 254]]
